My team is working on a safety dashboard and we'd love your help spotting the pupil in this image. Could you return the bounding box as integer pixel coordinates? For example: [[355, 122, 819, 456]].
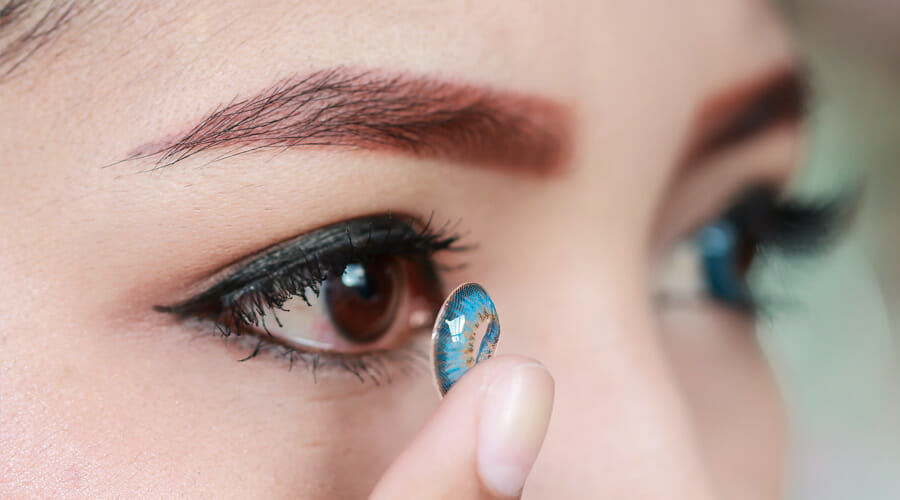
[[323, 257, 402, 344]]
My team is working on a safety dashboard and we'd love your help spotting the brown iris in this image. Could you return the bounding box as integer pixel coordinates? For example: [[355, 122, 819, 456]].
[[323, 257, 404, 344]]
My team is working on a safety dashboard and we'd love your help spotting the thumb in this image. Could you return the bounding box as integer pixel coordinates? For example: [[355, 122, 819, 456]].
[[370, 356, 555, 500]]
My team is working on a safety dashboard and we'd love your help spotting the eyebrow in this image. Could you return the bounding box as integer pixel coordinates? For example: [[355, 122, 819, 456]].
[[682, 68, 805, 166], [0, 0, 85, 83], [127, 67, 572, 175]]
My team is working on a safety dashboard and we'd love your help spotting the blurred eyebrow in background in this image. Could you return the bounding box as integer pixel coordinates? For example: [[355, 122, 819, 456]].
[[682, 67, 806, 167], [0, 0, 87, 82], [128, 68, 573, 175]]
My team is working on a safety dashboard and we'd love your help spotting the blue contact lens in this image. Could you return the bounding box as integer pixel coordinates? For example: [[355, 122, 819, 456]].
[[431, 283, 500, 396]]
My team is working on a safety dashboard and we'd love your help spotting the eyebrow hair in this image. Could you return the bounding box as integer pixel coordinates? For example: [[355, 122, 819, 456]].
[[0, 0, 85, 83], [128, 67, 572, 175]]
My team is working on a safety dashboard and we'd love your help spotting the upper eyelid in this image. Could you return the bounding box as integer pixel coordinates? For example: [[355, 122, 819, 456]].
[[153, 214, 462, 317]]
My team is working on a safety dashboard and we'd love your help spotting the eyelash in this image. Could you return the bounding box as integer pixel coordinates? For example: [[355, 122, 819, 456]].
[[155, 214, 466, 381]]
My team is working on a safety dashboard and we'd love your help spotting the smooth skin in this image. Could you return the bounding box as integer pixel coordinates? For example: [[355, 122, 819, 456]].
[[2, 1, 796, 498]]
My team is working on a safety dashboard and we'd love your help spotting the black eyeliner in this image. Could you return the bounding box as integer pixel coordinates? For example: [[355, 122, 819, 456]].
[[154, 214, 462, 331]]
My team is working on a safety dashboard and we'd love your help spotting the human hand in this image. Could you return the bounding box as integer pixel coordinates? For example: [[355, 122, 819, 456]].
[[370, 356, 554, 499]]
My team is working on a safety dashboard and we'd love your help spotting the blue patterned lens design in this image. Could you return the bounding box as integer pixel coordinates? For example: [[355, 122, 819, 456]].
[[431, 283, 500, 397]]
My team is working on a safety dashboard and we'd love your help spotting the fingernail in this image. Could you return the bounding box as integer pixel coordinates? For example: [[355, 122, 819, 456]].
[[477, 363, 554, 497]]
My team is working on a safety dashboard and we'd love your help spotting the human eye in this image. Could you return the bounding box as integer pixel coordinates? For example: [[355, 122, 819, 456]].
[[655, 185, 854, 312], [154, 214, 465, 381]]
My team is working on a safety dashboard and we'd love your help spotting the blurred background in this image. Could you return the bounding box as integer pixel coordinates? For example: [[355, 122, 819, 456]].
[[760, 2, 900, 498]]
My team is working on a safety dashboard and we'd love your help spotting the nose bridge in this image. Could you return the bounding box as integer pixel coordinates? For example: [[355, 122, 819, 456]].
[[495, 252, 713, 497]]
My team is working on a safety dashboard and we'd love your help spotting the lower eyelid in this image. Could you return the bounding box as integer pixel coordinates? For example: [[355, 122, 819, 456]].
[[216, 326, 432, 384]]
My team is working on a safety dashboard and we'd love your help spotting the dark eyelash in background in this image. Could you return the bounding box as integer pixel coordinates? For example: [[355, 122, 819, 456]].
[[154, 214, 465, 337], [724, 185, 858, 257]]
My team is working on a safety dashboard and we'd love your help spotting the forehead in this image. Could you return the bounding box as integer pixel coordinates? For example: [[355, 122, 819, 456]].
[[0, 0, 793, 191], [3, 0, 791, 103]]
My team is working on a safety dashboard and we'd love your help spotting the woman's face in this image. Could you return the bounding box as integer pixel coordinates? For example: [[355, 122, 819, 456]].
[[2, 1, 803, 498]]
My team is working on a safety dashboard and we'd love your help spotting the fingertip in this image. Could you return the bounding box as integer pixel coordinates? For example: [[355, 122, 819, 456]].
[[475, 360, 554, 497]]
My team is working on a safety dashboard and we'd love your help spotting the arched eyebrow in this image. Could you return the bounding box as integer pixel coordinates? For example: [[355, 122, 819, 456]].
[[127, 68, 573, 176], [0, 0, 85, 83]]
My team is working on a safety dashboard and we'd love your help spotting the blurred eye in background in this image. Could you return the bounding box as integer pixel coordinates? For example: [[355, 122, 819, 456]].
[[655, 185, 851, 314]]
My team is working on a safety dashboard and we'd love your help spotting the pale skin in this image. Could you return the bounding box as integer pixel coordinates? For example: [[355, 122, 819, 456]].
[[1, 1, 799, 498]]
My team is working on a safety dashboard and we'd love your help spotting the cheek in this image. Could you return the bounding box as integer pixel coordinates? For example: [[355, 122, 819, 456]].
[[658, 302, 785, 499], [1, 313, 439, 499]]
